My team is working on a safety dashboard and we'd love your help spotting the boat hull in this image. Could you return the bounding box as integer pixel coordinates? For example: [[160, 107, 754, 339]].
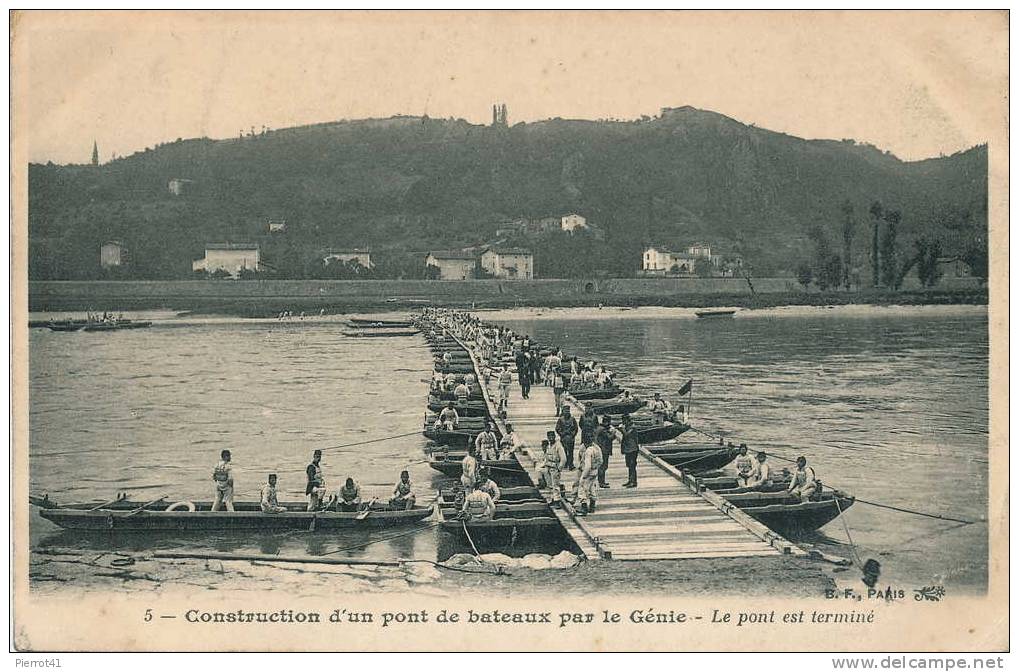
[[38, 502, 433, 532]]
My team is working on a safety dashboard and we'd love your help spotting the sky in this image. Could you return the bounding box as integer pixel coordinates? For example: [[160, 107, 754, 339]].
[[14, 10, 1007, 165]]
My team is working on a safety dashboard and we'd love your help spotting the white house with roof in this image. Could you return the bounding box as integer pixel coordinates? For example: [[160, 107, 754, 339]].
[[193, 243, 261, 278], [480, 247, 534, 279], [425, 250, 477, 280], [323, 248, 373, 268], [560, 213, 588, 232], [642, 246, 703, 276]]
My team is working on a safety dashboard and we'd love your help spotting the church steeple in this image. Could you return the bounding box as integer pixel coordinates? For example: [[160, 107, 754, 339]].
[[91, 140, 99, 166]]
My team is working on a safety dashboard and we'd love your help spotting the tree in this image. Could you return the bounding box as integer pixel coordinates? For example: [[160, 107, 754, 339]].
[[210, 268, 232, 279], [424, 264, 441, 280], [880, 210, 901, 288], [808, 225, 843, 291], [869, 200, 883, 286], [914, 237, 943, 288], [694, 258, 714, 278], [840, 199, 856, 290], [796, 262, 813, 289], [961, 238, 988, 285]]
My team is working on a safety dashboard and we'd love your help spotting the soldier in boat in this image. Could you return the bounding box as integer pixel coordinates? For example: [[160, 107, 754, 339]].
[[306, 449, 327, 511], [260, 474, 286, 514], [390, 470, 416, 510], [475, 422, 499, 460], [439, 402, 460, 430], [211, 449, 235, 512], [337, 477, 362, 512], [649, 393, 674, 426], [787, 456, 818, 501], [475, 467, 501, 503], [460, 445, 479, 491], [750, 451, 772, 489], [461, 480, 496, 523], [539, 438, 566, 507], [735, 444, 755, 487]]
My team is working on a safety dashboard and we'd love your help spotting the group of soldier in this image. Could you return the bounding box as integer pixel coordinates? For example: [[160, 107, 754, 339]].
[[210, 448, 417, 514]]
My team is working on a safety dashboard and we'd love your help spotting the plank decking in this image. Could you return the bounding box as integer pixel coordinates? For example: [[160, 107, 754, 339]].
[[454, 333, 803, 561]]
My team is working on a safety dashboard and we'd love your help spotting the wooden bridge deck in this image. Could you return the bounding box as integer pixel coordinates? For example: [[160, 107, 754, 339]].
[[455, 334, 803, 561]]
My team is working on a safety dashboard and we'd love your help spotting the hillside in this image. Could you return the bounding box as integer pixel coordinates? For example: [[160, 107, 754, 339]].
[[27, 107, 988, 280]]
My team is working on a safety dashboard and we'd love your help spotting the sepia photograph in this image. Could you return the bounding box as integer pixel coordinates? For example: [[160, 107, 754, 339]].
[[9, 9, 1008, 654]]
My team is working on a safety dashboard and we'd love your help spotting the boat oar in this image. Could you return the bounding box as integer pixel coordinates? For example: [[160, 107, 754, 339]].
[[123, 494, 169, 517], [88, 493, 128, 511], [355, 498, 378, 520]]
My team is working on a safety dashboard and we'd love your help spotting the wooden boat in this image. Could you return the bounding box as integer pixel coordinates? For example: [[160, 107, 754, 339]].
[[695, 309, 737, 319], [427, 455, 527, 479], [434, 492, 561, 538], [646, 443, 738, 472], [342, 329, 420, 338], [426, 400, 488, 416], [34, 497, 433, 532], [568, 386, 622, 400], [47, 323, 84, 332], [422, 425, 502, 448], [582, 395, 645, 415], [434, 363, 476, 374], [721, 490, 855, 536], [350, 316, 413, 326]]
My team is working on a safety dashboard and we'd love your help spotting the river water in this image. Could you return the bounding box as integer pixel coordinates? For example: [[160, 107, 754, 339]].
[[27, 306, 989, 593]]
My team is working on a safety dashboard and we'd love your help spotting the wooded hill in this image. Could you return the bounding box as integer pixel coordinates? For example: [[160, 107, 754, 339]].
[[27, 106, 987, 281]]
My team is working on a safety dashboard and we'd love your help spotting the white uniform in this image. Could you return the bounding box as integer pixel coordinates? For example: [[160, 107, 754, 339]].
[[212, 460, 234, 512], [578, 444, 603, 507], [461, 454, 479, 490], [541, 441, 567, 503], [260, 483, 285, 514], [735, 453, 755, 487]]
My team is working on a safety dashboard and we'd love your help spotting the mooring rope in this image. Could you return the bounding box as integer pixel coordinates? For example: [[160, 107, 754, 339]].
[[462, 519, 482, 557], [318, 430, 423, 453]]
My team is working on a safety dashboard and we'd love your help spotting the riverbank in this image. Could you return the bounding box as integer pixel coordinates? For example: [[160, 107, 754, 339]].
[[31, 546, 835, 599], [27, 279, 986, 316]]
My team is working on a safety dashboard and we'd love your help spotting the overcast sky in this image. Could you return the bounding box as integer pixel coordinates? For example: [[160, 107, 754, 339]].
[[15, 10, 1006, 165]]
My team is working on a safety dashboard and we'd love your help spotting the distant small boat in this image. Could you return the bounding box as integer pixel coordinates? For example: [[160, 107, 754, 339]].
[[342, 329, 420, 338], [47, 323, 84, 332], [695, 309, 737, 319], [349, 317, 414, 327]]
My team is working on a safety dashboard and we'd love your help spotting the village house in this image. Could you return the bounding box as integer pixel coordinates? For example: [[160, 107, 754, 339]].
[[480, 247, 534, 280], [322, 248, 373, 268], [425, 250, 477, 280], [560, 213, 588, 232], [642, 246, 707, 276], [100, 240, 125, 268], [193, 243, 261, 278]]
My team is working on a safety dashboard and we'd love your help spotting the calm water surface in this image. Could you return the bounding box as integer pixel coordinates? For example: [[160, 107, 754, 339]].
[[496, 307, 989, 591], [28, 307, 989, 592]]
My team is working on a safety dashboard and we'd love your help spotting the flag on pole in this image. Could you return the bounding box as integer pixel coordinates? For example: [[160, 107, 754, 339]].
[[678, 379, 693, 396]]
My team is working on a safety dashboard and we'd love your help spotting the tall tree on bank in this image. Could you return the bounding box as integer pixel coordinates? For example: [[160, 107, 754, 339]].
[[840, 199, 856, 290], [880, 209, 902, 288], [808, 225, 844, 291], [914, 237, 943, 288], [869, 200, 883, 287]]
